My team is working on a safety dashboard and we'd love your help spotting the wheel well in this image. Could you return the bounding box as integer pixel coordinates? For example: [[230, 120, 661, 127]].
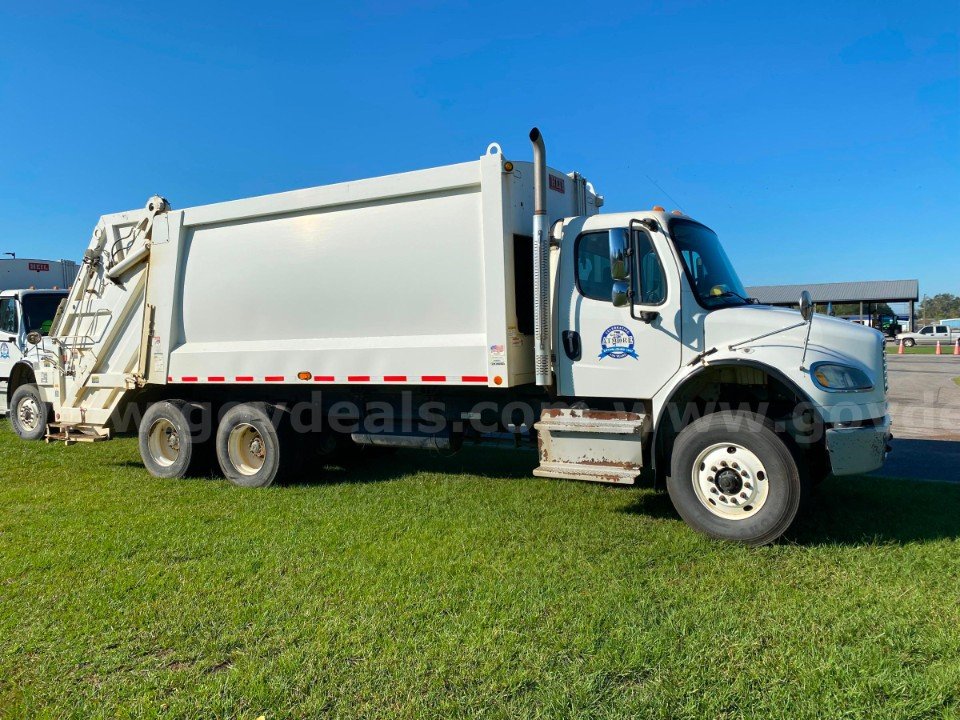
[[7, 362, 36, 402], [654, 363, 826, 482]]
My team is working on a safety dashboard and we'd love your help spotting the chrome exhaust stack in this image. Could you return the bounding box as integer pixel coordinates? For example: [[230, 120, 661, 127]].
[[530, 127, 550, 386]]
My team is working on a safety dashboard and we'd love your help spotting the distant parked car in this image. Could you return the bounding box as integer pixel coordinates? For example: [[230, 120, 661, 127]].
[[896, 324, 960, 347]]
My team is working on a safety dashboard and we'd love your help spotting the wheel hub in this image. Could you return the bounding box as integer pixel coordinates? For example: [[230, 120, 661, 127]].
[[692, 443, 770, 520], [228, 423, 267, 476], [17, 397, 40, 431], [715, 468, 743, 495], [148, 418, 181, 468]]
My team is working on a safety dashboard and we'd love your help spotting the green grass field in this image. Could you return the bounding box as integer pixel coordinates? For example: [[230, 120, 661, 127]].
[[886, 344, 955, 355], [1, 427, 958, 719]]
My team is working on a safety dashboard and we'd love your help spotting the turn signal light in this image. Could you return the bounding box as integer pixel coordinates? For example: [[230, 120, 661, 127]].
[[503, 161, 514, 172], [297, 371, 312, 381]]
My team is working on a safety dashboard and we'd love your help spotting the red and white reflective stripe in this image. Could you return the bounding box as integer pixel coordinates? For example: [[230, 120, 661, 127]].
[[167, 374, 490, 384]]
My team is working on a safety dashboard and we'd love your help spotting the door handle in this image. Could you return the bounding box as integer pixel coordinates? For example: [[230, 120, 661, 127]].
[[562, 330, 581, 361]]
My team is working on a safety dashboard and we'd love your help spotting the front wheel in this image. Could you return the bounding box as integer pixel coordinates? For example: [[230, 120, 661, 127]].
[[667, 411, 806, 546], [10, 384, 49, 441]]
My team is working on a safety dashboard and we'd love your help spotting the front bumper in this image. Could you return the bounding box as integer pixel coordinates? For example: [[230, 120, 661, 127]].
[[825, 415, 892, 476]]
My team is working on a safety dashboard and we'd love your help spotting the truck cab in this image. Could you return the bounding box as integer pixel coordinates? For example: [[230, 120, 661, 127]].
[[538, 206, 891, 542], [0, 289, 68, 426]]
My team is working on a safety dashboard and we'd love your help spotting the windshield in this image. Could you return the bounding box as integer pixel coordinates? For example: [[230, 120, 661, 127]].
[[21, 293, 66, 336], [670, 220, 749, 309]]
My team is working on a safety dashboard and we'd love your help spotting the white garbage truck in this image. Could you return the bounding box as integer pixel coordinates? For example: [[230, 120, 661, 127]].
[[8, 129, 891, 545]]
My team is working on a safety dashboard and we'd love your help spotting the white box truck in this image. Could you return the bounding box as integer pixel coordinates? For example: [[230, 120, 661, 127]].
[[8, 129, 891, 545], [0, 257, 79, 292]]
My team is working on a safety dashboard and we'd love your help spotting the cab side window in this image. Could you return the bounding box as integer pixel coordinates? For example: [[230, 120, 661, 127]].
[[635, 231, 666, 305], [0, 299, 17, 335], [920, 326, 932, 335], [575, 233, 612, 301]]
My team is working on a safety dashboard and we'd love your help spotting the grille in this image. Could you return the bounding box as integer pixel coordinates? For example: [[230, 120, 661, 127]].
[[881, 345, 888, 393]]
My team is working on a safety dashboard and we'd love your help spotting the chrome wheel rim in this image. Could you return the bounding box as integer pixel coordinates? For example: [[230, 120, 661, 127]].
[[16, 396, 41, 432], [228, 423, 266, 476], [148, 418, 180, 467], [692, 442, 769, 520]]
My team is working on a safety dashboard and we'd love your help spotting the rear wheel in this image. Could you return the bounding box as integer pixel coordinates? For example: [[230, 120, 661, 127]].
[[216, 402, 295, 488], [667, 411, 807, 546], [903, 338, 915, 348], [139, 400, 214, 478], [10, 384, 49, 441]]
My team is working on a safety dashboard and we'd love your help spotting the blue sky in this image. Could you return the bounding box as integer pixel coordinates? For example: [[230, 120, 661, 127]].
[[1, 1, 957, 297]]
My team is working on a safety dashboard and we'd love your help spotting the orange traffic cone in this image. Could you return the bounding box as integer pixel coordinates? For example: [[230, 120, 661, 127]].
[[936, 341, 942, 355], [898, 339, 904, 354], [954, 339, 959, 356]]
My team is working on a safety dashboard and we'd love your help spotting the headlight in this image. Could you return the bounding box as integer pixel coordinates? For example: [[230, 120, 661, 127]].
[[810, 362, 873, 392]]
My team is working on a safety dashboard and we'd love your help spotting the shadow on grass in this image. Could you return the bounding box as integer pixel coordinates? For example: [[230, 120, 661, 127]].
[[622, 475, 960, 546], [283, 445, 540, 486], [788, 475, 960, 545]]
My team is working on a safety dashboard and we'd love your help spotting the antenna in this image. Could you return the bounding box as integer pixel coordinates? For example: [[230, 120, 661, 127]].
[[644, 175, 685, 213]]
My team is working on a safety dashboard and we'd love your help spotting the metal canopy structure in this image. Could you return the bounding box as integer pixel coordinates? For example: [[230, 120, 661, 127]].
[[745, 279, 920, 330]]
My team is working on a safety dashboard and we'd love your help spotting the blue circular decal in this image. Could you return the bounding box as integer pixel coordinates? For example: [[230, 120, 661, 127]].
[[599, 325, 638, 360]]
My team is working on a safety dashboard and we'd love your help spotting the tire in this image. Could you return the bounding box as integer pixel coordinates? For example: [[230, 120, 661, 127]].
[[667, 411, 807, 546], [10, 384, 49, 441], [216, 402, 293, 488], [139, 400, 215, 479], [903, 338, 915, 348]]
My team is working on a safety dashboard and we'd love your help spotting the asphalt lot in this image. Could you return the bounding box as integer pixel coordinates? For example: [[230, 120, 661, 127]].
[[873, 354, 960, 483]]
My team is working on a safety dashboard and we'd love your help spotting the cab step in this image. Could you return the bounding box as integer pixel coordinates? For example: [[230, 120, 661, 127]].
[[533, 408, 648, 484]]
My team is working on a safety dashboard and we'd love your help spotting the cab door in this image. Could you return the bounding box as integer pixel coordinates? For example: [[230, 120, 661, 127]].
[[556, 221, 682, 400], [0, 297, 23, 383]]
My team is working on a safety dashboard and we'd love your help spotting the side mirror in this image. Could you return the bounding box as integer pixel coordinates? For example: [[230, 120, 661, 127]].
[[612, 281, 630, 307], [799, 290, 814, 322], [26, 331, 42, 345], [608, 228, 630, 282]]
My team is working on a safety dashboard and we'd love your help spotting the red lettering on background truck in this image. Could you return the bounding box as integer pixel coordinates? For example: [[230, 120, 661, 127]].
[[549, 175, 565, 194], [28, 262, 50, 272]]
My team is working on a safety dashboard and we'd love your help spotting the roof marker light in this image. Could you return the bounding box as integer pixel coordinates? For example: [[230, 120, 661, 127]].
[[652, 206, 665, 212]]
